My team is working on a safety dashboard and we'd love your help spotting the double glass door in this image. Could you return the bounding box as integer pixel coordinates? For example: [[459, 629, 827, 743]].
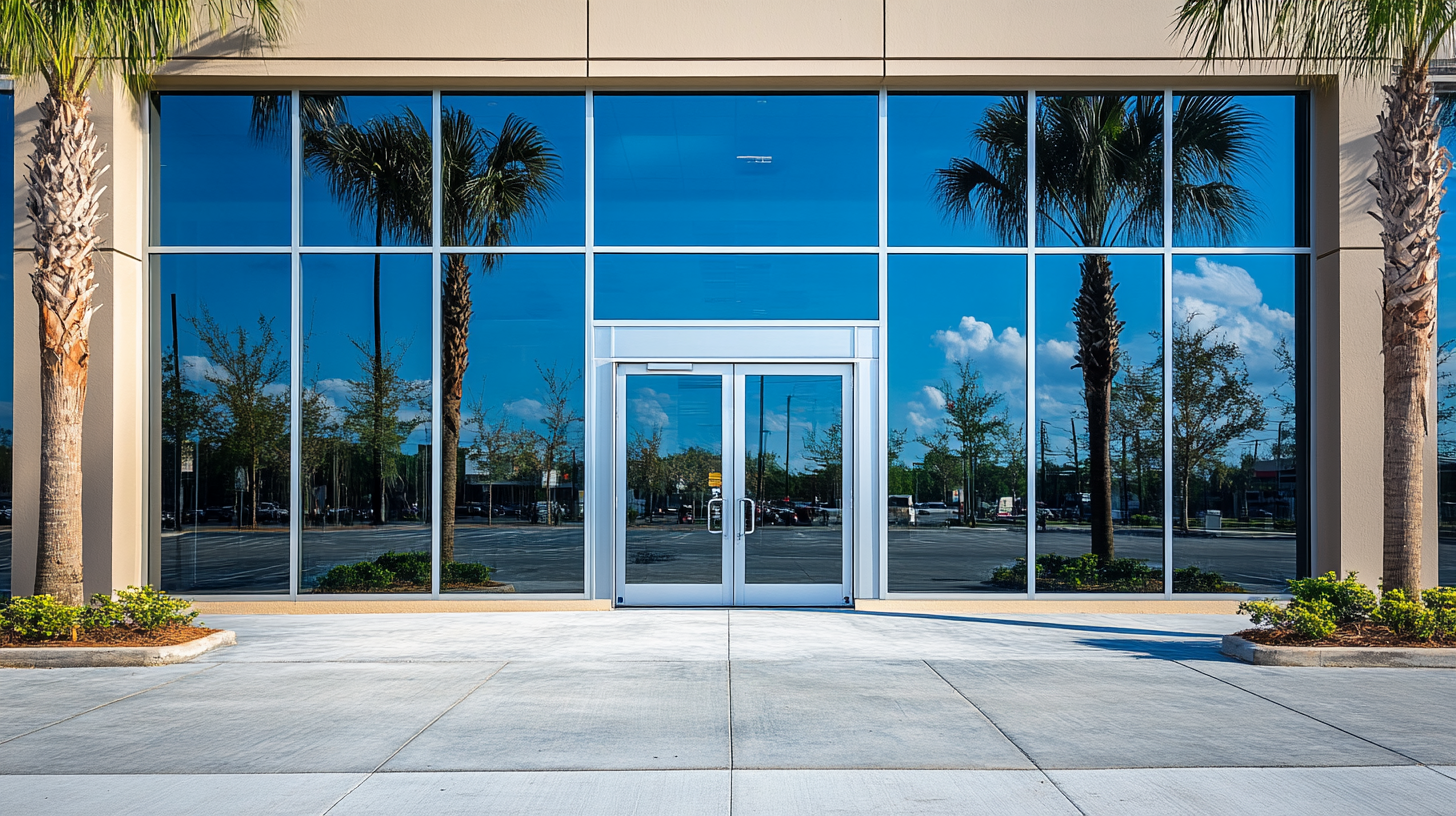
[[615, 363, 852, 606]]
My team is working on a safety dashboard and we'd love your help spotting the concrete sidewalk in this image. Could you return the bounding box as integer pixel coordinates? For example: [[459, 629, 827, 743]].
[[2, 609, 1454, 815]]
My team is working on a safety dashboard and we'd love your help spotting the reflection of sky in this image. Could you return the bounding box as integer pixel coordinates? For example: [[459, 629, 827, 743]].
[[627, 375, 722, 458], [159, 254, 292, 402], [888, 95, 1020, 247], [1175, 94, 1297, 247], [443, 95, 585, 247], [746, 375, 843, 476], [1035, 255, 1163, 457], [889, 256, 1026, 465], [302, 254, 433, 451], [595, 95, 878, 246], [458, 255, 584, 453], [1174, 255, 1295, 464], [594, 254, 878, 320], [155, 94, 291, 246], [1438, 119, 1456, 457], [301, 95, 432, 247]]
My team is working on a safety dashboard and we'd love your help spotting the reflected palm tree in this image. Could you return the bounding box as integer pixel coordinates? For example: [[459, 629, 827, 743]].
[[935, 94, 1255, 563], [302, 107, 432, 526]]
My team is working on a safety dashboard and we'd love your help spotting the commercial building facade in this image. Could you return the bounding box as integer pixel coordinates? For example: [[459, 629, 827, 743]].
[[3, 0, 1449, 606]]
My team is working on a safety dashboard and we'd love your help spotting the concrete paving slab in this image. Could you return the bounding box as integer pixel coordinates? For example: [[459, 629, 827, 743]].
[[730, 660, 1035, 769], [929, 659, 1409, 768], [1049, 766, 1456, 816], [1189, 661, 1456, 764], [331, 770, 729, 816], [0, 664, 210, 742], [384, 661, 730, 770], [206, 610, 728, 662], [0, 661, 502, 774], [732, 770, 1080, 816], [0, 773, 364, 816], [727, 610, 1243, 662]]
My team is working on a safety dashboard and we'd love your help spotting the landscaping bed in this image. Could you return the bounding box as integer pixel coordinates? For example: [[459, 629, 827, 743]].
[[311, 550, 511, 593], [0, 622, 221, 649], [0, 587, 232, 667], [989, 553, 1244, 593]]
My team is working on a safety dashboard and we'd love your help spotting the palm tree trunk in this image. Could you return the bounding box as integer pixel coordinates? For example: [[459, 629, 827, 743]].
[[1373, 65, 1446, 597], [440, 255, 473, 563], [1074, 254, 1121, 564], [30, 92, 104, 605]]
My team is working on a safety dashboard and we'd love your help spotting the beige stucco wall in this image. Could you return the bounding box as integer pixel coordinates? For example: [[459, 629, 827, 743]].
[[8, 0, 1425, 597]]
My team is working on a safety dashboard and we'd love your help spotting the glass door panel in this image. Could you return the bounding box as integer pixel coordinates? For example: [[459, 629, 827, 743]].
[[618, 368, 732, 605], [743, 374, 845, 585]]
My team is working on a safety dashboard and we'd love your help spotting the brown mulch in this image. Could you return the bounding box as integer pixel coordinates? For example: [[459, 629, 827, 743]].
[[1236, 624, 1456, 649], [0, 624, 221, 649]]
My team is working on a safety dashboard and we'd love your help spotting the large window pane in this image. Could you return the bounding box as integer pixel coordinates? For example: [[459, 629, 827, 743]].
[[889, 94, 1026, 248], [301, 254, 433, 592], [594, 254, 878, 321], [1035, 254, 1164, 592], [1174, 94, 1306, 248], [1, 93, 13, 596], [445, 254, 585, 593], [441, 95, 585, 247], [594, 94, 878, 246], [888, 255, 1028, 592], [1035, 95, 1163, 249], [153, 94, 291, 246], [1442, 117, 1456, 588], [302, 94, 432, 247], [1172, 255, 1299, 594], [159, 255, 291, 594]]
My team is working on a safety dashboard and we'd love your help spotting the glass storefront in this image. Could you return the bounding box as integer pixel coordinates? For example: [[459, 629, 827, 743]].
[[150, 89, 1309, 598]]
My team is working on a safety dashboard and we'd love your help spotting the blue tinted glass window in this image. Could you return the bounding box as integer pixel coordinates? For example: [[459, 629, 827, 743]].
[[442, 96, 585, 247], [154, 94, 291, 246], [594, 254, 878, 320], [1, 94, 11, 594], [594, 95, 878, 246], [889, 95, 1024, 247], [1036, 95, 1163, 248], [447, 254, 585, 592], [302, 95, 432, 247], [1174, 94, 1302, 248]]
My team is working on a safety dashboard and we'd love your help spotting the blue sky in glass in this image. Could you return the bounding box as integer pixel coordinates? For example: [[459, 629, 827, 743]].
[[1175, 94, 1298, 248], [155, 94, 291, 246], [457, 254, 584, 458], [1440, 121, 1456, 462], [442, 95, 586, 247], [1036, 95, 1162, 249], [594, 254, 878, 320], [888, 255, 1026, 467], [594, 95, 878, 246], [1035, 254, 1163, 460], [888, 95, 1019, 247], [1, 94, 11, 437], [746, 374, 843, 479], [1172, 254, 1296, 466], [626, 375, 723, 460], [301, 254, 433, 452], [302, 95, 432, 247], [159, 254, 292, 404]]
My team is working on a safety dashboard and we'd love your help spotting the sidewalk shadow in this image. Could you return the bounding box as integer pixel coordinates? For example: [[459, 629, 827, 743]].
[[799, 607, 1233, 641], [1070, 637, 1234, 662]]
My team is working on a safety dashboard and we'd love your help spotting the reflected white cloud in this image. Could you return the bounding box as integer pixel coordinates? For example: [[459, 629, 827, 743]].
[[505, 397, 547, 423], [1173, 257, 1293, 355], [933, 316, 1025, 365]]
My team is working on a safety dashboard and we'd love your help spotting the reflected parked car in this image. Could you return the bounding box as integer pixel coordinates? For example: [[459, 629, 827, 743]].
[[911, 502, 955, 526]]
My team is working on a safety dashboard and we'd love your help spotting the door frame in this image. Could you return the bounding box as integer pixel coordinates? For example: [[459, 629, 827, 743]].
[[613, 362, 854, 606]]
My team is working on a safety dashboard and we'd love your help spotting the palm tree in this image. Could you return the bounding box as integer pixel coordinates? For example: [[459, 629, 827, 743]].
[[0, 0, 286, 603], [439, 111, 557, 562], [1173, 0, 1454, 602], [935, 94, 1255, 564]]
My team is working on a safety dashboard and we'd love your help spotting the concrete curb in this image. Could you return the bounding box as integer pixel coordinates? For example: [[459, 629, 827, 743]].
[[0, 630, 236, 669], [1221, 634, 1456, 668]]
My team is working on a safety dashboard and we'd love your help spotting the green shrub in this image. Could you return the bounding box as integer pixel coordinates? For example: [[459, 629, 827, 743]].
[[2, 595, 81, 640], [990, 553, 1159, 591], [444, 561, 493, 585], [81, 594, 126, 631], [114, 586, 198, 631], [1286, 572, 1376, 625], [315, 562, 396, 591], [1373, 589, 1438, 641], [374, 551, 431, 584], [1422, 587, 1456, 610], [1238, 596, 1338, 640], [1172, 566, 1244, 593]]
